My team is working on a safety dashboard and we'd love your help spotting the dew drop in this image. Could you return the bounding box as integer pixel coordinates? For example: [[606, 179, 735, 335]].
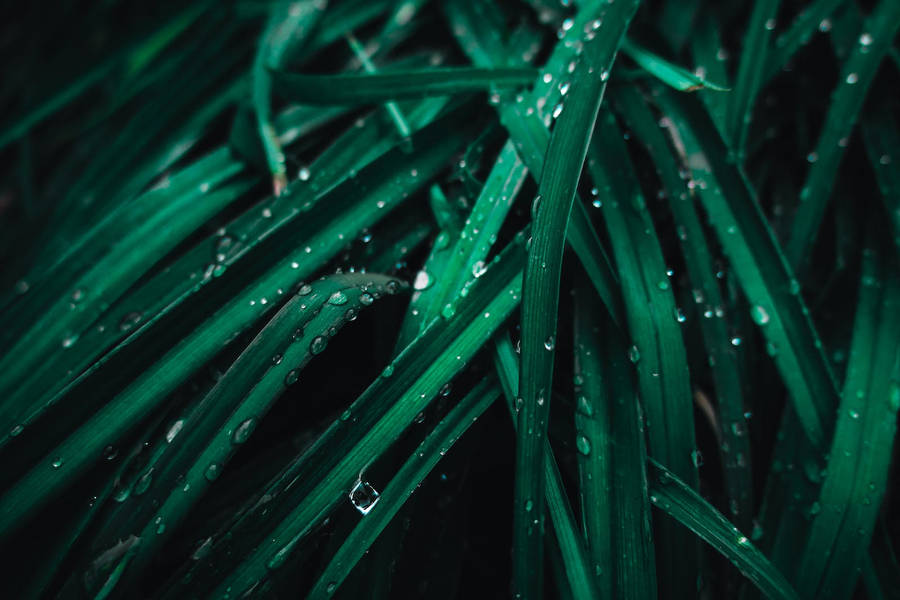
[[846, 72, 859, 84], [750, 305, 770, 325], [232, 418, 256, 444], [166, 419, 184, 443], [328, 291, 348, 305], [382, 364, 394, 378], [284, 369, 300, 386], [310, 335, 328, 355], [204, 463, 221, 481], [544, 335, 555, 351], [298, 166, 311, 181], [349, 479, 380, 514], [359, 292, 374, 306], [576, 434, 592, 456], [51, 457, 63, 469], [413, 270, 432, 291], [628, 345, 641, 364]]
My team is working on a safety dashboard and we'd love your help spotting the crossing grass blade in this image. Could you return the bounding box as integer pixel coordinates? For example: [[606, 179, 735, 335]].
[[861, 112, 900, 255], [726, 0, 781, 154], [271, 67, 537, 105], [587, 110, 698, 600], [647, 460, 800, 600], [81, 274, 404, 596], [253, 0, 329, 194], [654, 88, 839, 449], [614, 86, 753, 528], [794, 231, 900, 599], [622, 38, 729, 92], [513, 2, 638, 594], [0, 104, 482, 538], [784, 0, 900, 274], [493, 334, 600, 600], [307, 377, 500, 598]]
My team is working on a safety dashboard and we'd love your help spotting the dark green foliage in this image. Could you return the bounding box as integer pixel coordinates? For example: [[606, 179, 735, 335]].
[[0, 1, 897, 599]]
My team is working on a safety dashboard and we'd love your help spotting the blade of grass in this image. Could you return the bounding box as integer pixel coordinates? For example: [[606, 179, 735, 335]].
[[253, 0, 328, 195], [87, 274, 405, 596], [493, 334, 601, 600], [861, 112, 900, 256], [307, 377, 500, 598], [622, 38, 729, 91], [271, 66, 537, 105], [795, 234, 900, 599], [784, 0, 900, 274], [647, 460, 800, 600], [199, 233, 525, 597], [0, 104, 482, 538], [726, 0, 781, 155], [615, 86, 753, 528], [587, 110, 699, 600], [514, 3, 637, 595], [654, 88, 839, 448]]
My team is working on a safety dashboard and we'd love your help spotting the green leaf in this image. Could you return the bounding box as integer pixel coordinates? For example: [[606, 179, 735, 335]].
[[622, 38, 729, 91], [647, 460, 800, 600], [784, 0, 900, 274], [514, 2, 638, 595]]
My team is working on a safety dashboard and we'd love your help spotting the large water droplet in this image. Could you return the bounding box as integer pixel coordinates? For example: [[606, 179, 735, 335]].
[[413, 270, 432, 291], [232, 418, 256, 444], [310, 335, 328, 355], [349, 479, 380, 514], [204, 463, 221, 481], [328, 291, 348, 305]]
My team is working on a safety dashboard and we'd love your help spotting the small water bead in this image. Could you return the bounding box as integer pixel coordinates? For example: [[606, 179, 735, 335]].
[[310, 335, 329, 355], [385, 280, 400, 295], [576, 434, 592, 456], [628, 345, 641, 364], [328, 291, 348, 305], [10, 424, 24, 437], [134, 470, 153, 495], [297, 283, 313, 296], [542, 72, 553, 84], [879, 154, 891, 165], [166, 419, 184, 443], [657, 279, 670, 291], [859, 32, 873, 46], [51, 457, 63, 469], [750, 305, 770, 325], [525, 499, 534, 512], [764, 18, 776, 30], [326, 583, 337, 595], [819, 19, 832, 33], [737, 535, 750, 547], [298, 166, 311, 181], [413, 270, 432, 291], [558, 81, 570, 96], [382, 364, 395, 378], [204, 463, 221, 481], [284, 369, 300, 386], [846, 72, 859, 85], [544, 335, 555, 351], [232, 418, 256, 444], [359, 292, 374, 306], [848, 409, 860, 420], [691, 449, 704, 467], [472, 261, 487, 278], [674, 307, 687, 323], [806, 152, 818, 163], [349, 479, 381, 514], [730, 336, 742, 347], [552, 103, 564, 119]]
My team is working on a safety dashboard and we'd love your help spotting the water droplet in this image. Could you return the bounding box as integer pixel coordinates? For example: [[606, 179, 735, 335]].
[[674, 307, 687, 323], [284, 369, 300, 386], [51, 457, 63, 469], [134, 470, 153, 495], [600, 70, 609, 82], [859, 33, 873, 46], [310, 335, 328, 355], [576, 434, 592, 456], [819, 19, 832, 33], [764, 18, 776, 30], [750, 305, 770, 325], [385, 280, 400, 295], [846, 72, 858, 85], [544, 335, 555, 351], [166, 419, 184, 443], [441, 303, 456, 319], [472, 261, 487, 278], [737, 535, 750, 546], [657, 279, 670, 290], [848, 409, 860, 419], [10, 424, 24, 437], [531, 195, 542, 219], [382, 364, 394, 378], [806, 152, 818, 163], [328, 291, 348, 305], [525, 499, 534, 512], [730, 336, 742, 347], [326, 582, 337, 594], [359, 292, 374, 306], [628, 345, 641, 364], [349, 479, 380, 514], [204, 463, 221, 481], [232, 418, 256, 444], [413, 270, 432, 291], [691, 449, 704, 467], [298, 166, 311, 181]]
